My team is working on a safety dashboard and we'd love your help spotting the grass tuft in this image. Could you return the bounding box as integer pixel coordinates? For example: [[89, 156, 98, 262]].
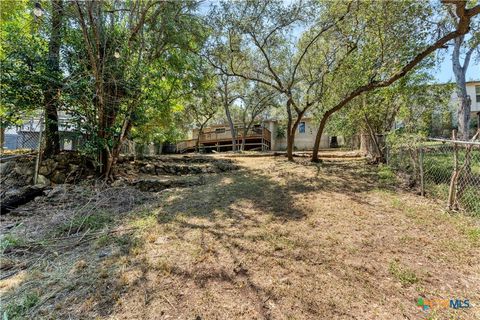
[[0, 234, 26, 253], [2, 292, 39, 319], [378, 164, 397, 185], [55, 211, 113, 235], [389, 260, 419, 286]]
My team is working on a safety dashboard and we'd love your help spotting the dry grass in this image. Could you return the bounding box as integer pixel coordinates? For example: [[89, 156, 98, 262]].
[[1, 154, 479, 319]]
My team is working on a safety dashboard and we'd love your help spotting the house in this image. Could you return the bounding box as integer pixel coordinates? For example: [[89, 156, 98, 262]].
[[264, 117, 336, 151], [176, 123, 271, 152], [176, 116, 338, 153], [451, 81, 480, 128], [2, 112, 81, 151]]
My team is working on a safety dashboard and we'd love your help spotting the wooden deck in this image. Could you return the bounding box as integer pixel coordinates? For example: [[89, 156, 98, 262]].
[[177, 127, 271, 153]]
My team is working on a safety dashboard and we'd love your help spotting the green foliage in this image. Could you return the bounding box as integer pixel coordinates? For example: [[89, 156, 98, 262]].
[[327, 73, 453, 140], [1, 0, 476, 173], [377, 164, 396, 185], [276, 123, 287, 139], [0, 1, 46, 128]]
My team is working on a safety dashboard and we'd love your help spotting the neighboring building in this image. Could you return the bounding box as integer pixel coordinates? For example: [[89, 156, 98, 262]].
[[2, 112, 81, 151], [177, 116, 338, 153], [450, 81, 480, 128]]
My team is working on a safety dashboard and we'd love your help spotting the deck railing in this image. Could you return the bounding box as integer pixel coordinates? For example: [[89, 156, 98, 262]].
[[177, 127, 271, 152], [199, 127, 269, 143]]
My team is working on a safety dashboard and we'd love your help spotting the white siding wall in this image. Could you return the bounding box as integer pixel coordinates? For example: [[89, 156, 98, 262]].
[[467, 83, 480, 112], [268, 119, 330, 151], [450, 82, 480, 114]]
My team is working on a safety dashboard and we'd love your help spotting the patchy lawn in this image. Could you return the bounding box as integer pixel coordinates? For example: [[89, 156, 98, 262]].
[[1, 154, 479, 319]]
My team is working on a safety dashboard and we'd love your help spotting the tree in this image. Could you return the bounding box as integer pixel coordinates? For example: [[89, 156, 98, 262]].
[[207, 0, 354, 160], [71, 0, 206, 178], [448, 9, 479, 140], [327, 73, 452, 162], [43, 0, 64, 157], [216, 75, 243, 151], [238, 83, 277, 150], [0, 0, 45, 151], [310, 0, 480, 162], [185, 92, 220, 151]]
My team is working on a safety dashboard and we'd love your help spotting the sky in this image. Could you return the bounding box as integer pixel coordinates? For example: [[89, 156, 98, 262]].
[[198, 0, 479, 84], [432, 50, 479, 83]]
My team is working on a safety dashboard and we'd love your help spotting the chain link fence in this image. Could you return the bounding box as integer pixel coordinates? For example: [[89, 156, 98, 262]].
[[2, 119, 43, 154], [387, 138, 480, 215], [1, 117, 84, 158]]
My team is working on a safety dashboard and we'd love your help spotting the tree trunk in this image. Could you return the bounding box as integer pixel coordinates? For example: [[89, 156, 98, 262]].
[[452, 35, 472, 141], [455, 87, 471, 141], [242, 120, 255, 151], [196, 123, 205, 152], [242, 128, 247, 151], [43, 0, 64, 158], [359, 130, 368, 155], [285, 99, 305, 161], [364, 113, 386, 163], [286, 116, 304, 161], [224, 103, 236, 151], [286, 132, 295, 160], [103, 117, 133, 180], [0, 127, 5, 153], [312, 113, 329, 162]]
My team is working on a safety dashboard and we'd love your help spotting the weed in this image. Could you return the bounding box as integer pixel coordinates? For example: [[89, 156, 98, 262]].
[[389, 260, 419, 286], [378, 165, 396, 185], [390, 197, 403, 208], [465, 227, 480, 244], [151, 258, 173, 274], [130, 215, 157, 230], [398, 235, 415, 244], [0, 234, 25, 253], [55, 211, 113, 235], [2, 292, 39, 319], [94, 233, 112, 248]]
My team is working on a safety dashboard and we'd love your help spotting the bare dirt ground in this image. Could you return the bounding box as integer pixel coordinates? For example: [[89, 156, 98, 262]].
[[1, 153, 479, 319]]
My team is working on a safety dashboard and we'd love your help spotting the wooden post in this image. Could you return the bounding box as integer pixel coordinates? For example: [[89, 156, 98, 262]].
[[419, 147, 425, 197], [34, 116, 44, 185], [447, 130, 459, 210]]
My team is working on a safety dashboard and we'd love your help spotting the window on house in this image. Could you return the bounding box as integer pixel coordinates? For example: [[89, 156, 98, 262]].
[[299, 121, 306, 134], [476, 85, 480, 103], [215, 128, 225, 134]]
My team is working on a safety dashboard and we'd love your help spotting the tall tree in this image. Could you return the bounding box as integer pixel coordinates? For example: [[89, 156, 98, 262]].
[[310, 0, 480, 161], [0, 0, 45, 151], [185, 92, 220, 151], [71, 0, 206, 178], [327, 73, 452, 162], [207, 0, 353, 160], [449, 9, 479, 140], [43, 0, 64, 157], [217, 75, 242, 151], [238, 83, 277, 150]]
